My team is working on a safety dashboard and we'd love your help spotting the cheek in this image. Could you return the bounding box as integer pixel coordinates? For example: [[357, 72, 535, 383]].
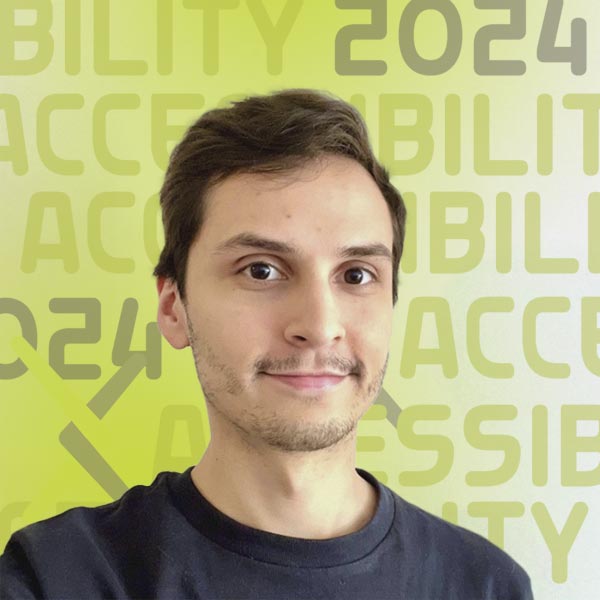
[[211, 303, 273, 355], [350, 309, 392, 356]]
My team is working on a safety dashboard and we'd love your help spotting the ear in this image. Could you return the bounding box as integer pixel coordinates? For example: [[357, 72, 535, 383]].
[[156, 277, 190, 349]]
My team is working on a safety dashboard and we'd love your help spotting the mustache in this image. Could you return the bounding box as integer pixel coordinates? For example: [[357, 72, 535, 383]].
[[254, 356, 362, 376]]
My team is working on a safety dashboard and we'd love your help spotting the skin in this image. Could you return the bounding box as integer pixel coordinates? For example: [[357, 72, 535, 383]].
[[157, 155, 395, 539]]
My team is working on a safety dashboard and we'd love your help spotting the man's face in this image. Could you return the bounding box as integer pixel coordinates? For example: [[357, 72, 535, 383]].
[[160, 155, 395, 453]]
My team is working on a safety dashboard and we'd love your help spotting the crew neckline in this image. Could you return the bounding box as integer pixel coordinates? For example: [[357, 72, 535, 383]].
[[167, 466, 395, 568]]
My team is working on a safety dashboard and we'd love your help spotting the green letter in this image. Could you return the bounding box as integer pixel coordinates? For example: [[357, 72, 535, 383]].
[[154, 405, 207, 472], [182, 0, 240, 75], [537, 94, 553, 175], [400, 297, 458, 378], [467, 297, 514, 378], [247, 0, 302, 75], [474, 94, 527, 175], [144, 193, 163, 266], [0, 299, 37, 379], [151, 94, 204, 169], [335, 0, 387, 75], [465, 405, 520, 486], [400, 192, 416, 273], [523, 297, 570, 378], [563, 94, 600, 175], [0, 94, 27, 174], [532, 405, 548, 486], [64, 0, 81, 75], [495, 192, 512, 273], [37, 94, 85, 175], [397, 404, 453, 486], [561, 405, 600, 486], [88, 192, 135, 273], [430, 191, 484, 273], [445, 94, 460, 175], [532, 502, 588, 583], [525, 192, 579, 273], [48, 298, 101, 379], [156, 0, 173, 75], [93, 94, 141, 175], [582, 297, 600, 376], [379, 94, 433, 176], [0, 0, 53, 75], [94, 0, 147, 75], [21, 192, 78, 273], [588, 193, 600, 273], [468, 502, 525, 548]]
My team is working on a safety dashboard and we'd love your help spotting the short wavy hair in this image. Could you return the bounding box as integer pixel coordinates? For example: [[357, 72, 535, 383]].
[[153, 89, 407, 305]]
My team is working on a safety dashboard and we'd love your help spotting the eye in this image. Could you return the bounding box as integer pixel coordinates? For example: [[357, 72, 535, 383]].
[[240, 261, 284, 281], [343, 267, 376, 285], [238, 262, 377, 285]]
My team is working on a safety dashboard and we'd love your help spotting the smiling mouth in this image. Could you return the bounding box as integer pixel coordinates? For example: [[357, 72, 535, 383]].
[[262, 373, 348, 390]]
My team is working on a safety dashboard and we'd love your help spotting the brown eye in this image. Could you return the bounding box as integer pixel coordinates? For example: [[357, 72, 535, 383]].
[[241, 262, 283, 281], [344, 267, 375, 285], [250, 263, 271, 279]]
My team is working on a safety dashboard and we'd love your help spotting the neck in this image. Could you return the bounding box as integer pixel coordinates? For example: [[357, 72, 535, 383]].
[[190, 428, 378, 539]]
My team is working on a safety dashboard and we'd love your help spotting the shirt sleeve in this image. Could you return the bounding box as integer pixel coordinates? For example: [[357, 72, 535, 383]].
[[505, 562, 535, 600], [0, 536, 44, 600]]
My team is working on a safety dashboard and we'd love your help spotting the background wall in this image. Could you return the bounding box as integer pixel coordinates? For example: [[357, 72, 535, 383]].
[[1, 1, 598, 597]]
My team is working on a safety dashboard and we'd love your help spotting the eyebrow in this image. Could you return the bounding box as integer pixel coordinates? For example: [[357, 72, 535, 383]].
[[211, 232, 393, 261]]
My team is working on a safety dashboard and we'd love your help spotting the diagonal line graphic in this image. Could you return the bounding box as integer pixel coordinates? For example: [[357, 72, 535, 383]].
[[10, 336, 143, 517], [11, 336, 106, 445], [87, 353, 145, 419], [9, 334, 401, 525], [377, 387, 402, 427], [59, 423, 128, 498]]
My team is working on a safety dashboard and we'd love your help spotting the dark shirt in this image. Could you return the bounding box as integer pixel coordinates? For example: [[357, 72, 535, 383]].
[[0, 467, 533, 599]]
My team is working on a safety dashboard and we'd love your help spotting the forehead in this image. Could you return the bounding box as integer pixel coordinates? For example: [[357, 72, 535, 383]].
[[195, 156, 394, 256]]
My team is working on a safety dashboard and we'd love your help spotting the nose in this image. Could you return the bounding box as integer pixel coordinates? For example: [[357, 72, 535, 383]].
[[283, 275, 346, 348]]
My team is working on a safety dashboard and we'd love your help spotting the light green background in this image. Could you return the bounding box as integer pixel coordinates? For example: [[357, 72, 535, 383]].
[[1, 1, 599, 598]]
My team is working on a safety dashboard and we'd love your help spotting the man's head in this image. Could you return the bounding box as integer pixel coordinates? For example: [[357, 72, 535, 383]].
[[155, 90, 406, 453], [153, 89, 406, 305]]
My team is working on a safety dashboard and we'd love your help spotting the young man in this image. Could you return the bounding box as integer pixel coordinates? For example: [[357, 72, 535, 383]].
[[0, 90, 534, 599]]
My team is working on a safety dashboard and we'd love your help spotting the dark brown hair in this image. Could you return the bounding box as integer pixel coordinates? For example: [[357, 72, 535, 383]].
[[153, 89, 407, 304]]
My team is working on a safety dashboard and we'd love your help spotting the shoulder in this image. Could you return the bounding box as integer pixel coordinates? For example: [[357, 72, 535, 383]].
[[385, 486, 533, 599], [0, 470, 179, 598], [8, 470, 174, 547]]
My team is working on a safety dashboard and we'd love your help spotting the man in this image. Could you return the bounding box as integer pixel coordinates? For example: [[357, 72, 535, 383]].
[[0, 90, 533, 599]]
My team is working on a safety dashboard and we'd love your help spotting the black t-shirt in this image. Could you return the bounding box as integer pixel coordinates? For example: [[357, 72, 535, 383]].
[[0, 468, 533, 599]]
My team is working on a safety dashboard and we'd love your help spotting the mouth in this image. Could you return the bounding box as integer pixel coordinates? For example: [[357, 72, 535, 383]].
[[261, 373, 349, 390]]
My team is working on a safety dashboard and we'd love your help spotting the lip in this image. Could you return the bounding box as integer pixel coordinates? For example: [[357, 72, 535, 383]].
[[263, 373, 348, 390]]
